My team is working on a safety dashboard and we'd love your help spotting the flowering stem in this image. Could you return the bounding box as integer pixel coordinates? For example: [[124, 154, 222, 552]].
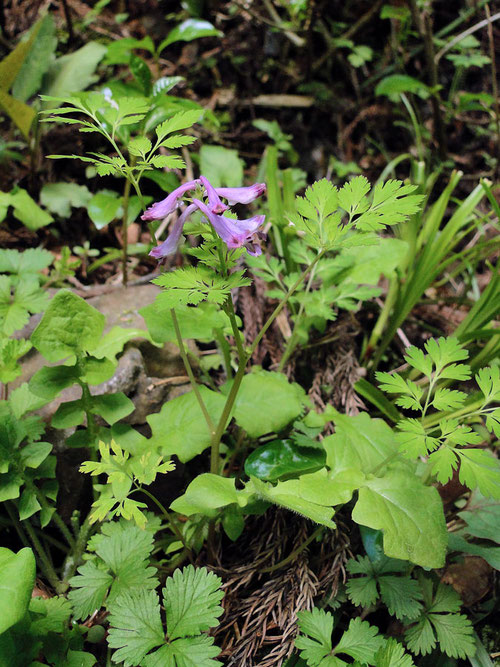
[[225, 298, 246, 363], [210, 359, 247, 475], [170, 308, 215, 435], [208, 250, 326, 476]]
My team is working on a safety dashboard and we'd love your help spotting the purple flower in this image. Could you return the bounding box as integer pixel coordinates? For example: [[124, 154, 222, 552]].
[[193, 199, 265, 256], [200, 175, 228, 214], [141, 179, 200, 221], [214, 183, 266, 206], [149, 203, 197, 259]]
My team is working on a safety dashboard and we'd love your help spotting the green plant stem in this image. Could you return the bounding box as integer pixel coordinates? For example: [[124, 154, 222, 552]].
[[22, 515, 60, 591], [121, 174, 132, 287], [260, 526, 323, 573], [278, 257, 318, 371], [214, 328, 233, 378], [225, 297, 246, 362], [409, 0, 447, 159], [30, 484, 75, 548], [170, 308, 215, 434], [364, 276, 399, 366], [4, 502, 30, 549], [135, 485, 192, 558], [61, 515, 94, 587], [210, 360, 247, 475]]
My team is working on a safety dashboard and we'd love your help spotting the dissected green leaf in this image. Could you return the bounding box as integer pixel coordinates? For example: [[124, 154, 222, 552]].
[[153, 267, 251, 308]]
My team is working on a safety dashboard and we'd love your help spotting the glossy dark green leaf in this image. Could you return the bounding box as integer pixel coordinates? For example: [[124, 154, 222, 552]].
[[244, 439, 325, 481], [158, 19, 223, 53], [129, 54, 152, 96]]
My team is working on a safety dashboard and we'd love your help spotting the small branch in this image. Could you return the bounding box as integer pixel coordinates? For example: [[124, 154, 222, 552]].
[[485, 4, 500, 179], [409, 0, 447, 159], [434, 10, 500, 63]]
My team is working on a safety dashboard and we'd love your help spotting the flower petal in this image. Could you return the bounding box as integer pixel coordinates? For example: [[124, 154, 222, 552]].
[[141, 179, 200, 221], [200, 175, 228, 214], [193, 199, 265, 255], [149, 203, 198, 259], [214, 183, 266, 205]]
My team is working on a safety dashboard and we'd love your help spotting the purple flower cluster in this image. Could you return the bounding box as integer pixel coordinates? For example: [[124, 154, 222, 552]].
[[142, 176, 266, 258]]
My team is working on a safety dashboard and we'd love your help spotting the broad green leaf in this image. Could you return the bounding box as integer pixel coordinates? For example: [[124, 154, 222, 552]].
[[129, 53, 152, 96], [0, 547, 35, 633], [148, 387, 225, 462], [20, 441, 52, 468], [18, 488, 41, 519], [249, 476, 336, 527], [159, 19, 223, 51], [458, 492, 500, 543], [324, 412, 399, 474], [11, 14, 57, 102], [31, 289, 105, 361], [29, 365, 79, 400], [43, 42, 107, 98], [9, 188, 53, 229], [170, 474, 239, 516], [80, 356, 116, 384], [140, 302, 228, 344], [244, 438, 325, 481], [164, 566, 224, 639], [341, 238, 408, 284], [40, 182, 92, 218], [0, 17, 45, 91], [352, 469, 447, 568], [0, 89, 35, 138], [88, 326, 148, 361], [229, 369, 307, 438], [51, 399, 85, 429], [0, 247, 53, 274], [91, 393, 134, 425], [375, 74, 430, 100], [199, 145, 244, 188], [87, 190, 122, 229]]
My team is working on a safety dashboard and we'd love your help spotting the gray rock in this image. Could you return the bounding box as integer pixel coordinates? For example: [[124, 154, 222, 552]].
[[15, 284, 192, 426]]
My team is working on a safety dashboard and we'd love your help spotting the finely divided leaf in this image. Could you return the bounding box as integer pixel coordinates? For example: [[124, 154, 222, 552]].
[[153, 267, 250, 307]]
